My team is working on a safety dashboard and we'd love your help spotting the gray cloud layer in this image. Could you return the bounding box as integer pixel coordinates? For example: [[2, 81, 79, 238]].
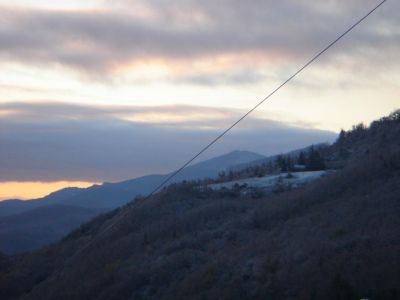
[[0, 0, 398, 81], [0, 102, 336, 182]]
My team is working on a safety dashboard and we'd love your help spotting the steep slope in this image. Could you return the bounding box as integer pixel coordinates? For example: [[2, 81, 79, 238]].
[[0, 205, 102, 255], [0, 111, 399, 300]]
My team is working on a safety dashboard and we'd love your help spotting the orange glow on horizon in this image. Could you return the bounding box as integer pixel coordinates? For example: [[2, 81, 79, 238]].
[[0, 181, 98, 201]]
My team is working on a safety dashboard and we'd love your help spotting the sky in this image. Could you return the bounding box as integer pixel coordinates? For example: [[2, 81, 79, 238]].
[[0, 0, 399, 200]]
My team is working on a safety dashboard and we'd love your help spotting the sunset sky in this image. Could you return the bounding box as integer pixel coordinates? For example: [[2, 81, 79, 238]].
[[0, 0, 399, 200]]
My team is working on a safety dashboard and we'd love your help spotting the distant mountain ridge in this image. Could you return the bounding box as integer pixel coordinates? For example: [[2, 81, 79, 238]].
[[0, 188, 83, 218], [0, 150, 265, 216], [0, 150, 266, 254]]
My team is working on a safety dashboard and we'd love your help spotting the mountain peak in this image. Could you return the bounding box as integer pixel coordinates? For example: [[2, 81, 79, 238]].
[[210, 150, 265, 162]]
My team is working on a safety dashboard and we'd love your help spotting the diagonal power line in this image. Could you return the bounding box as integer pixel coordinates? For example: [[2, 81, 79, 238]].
[[67, 0, 387, 260], [147, 0, 387, 198]]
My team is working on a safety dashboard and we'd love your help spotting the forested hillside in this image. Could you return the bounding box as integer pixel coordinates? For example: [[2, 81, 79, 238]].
[[0, 150, 265, 254], [0, 111, 399, 300]]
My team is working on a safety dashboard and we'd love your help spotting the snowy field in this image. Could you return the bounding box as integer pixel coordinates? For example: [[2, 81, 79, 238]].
[[208, 171, 330, 191]]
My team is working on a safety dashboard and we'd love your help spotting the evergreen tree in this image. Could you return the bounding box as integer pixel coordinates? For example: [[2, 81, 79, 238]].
[[306, 146, 326, 171], [337, 129, 346, 145], [275, 155, 284, 171], [286, 156, 293, 172], [297, 151, 306, 165]]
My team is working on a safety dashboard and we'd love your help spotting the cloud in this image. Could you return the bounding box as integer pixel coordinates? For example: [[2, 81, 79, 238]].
[[0, 102, 235, 128], [0, 0, 398, 81], [0, 101, 336, 182]]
